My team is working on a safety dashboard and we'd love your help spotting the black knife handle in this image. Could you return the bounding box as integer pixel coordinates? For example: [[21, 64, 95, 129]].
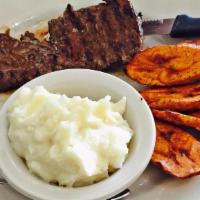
[[170, 15, 200, 38]]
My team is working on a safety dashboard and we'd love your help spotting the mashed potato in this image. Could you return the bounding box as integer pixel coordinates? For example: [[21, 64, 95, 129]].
[[8, 86, 133, 187]]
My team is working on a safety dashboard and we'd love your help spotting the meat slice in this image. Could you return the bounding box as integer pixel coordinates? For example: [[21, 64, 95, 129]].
[[48, 0, 141, 70], [152, 121, 200, 178], [0, 31, 57, 91]]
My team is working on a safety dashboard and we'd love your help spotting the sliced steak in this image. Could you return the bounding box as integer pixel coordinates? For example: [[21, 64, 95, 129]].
[[0, 31, 57, 91], [0, 0, 141, 91], [48, 0, 142, 70]]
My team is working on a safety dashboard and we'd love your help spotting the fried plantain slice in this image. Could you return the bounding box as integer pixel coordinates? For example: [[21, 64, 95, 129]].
[[152, 121, 200, 178], [152, 109, 200, 131], [191, 111, 200, 118], [126, 45, 200, 86], [178, 40, 200, 48], [141, 84, 200, 111]]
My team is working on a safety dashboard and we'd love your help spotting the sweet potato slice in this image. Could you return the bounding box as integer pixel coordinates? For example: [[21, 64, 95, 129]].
[[152, 121, 200, 178], [141, 84, 200, 111], [126, 45, 200, 86], [152, 109, 200, 131]]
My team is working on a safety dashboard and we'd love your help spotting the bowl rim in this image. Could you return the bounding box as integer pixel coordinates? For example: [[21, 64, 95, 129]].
[[0, 69, 156, 200]]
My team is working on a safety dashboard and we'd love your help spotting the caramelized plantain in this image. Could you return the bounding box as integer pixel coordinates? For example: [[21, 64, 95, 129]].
[[191, 111, 200, 118], [152, 109, 200, 131], [126, 45, 200, 86], [152, 121, 200, 178], [141, 84, 200, 111], [178, 40, 200, 48]]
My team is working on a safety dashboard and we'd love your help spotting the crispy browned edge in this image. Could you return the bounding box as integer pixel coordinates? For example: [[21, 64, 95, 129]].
[[152, 109, 200, 131]]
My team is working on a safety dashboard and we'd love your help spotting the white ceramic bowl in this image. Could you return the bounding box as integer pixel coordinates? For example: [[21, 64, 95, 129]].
[[0, 69, 156, 200]]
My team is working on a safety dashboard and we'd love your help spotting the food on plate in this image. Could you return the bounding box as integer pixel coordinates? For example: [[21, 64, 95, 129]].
[[34, 27, 48, 41], [0, 0, 142, 92], [152, 109, 200, 131], [8, 86, 133, 187], [126, 45, 200, 86], [152, 121, 200, 178], [0, 31, 57, 92], [191, 111, 200, 118], [178, 39, 200, 48], [141, 84, 200, 111], [141, 83, 200, 178], [48, 0, 141, 70]]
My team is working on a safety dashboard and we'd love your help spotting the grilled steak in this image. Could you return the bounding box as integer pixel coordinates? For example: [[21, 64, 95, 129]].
[[49, 0, 141, 70], [0, 31, 57, 91], [0, 0, 141, 91]]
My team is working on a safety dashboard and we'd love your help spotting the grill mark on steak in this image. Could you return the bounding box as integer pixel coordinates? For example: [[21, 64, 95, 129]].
[[118, 0, 141, 60], [0, 0, 141, 91], [85, 7, 107, 68], [48, 18, 66, 47], [119, 4, 135, 58], [109, 0, 131, 62], [76, 10, 95, 65], [66, 4, 84, 32], [99, 8, 119, 64], [75, 9, 96, 66], [96, 5, 118, 66], [123, 3, 134, 18], [0, 71, 3, 80], [64, 6, 87, 67], [103, 3, 126, 62], [48, 17, 73, 68], [48, 0, 141, 70]]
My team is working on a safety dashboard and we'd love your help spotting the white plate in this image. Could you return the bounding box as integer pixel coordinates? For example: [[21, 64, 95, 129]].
[[0, 1, 200, 200]]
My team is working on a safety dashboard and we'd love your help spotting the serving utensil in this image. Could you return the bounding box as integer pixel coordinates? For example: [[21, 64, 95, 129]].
[[142, 15, 200, 38]]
